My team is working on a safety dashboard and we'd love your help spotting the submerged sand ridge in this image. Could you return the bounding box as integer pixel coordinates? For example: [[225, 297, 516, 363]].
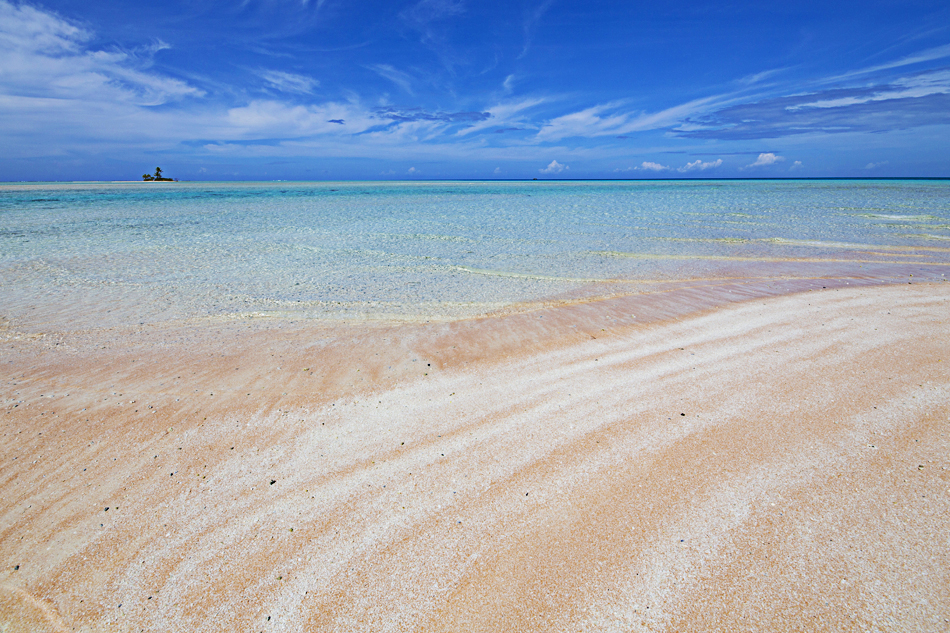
[[1, 283, 949, 632]]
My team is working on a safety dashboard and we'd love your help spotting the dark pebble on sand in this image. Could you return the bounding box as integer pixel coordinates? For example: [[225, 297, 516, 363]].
[[270, 479, 276, 485]]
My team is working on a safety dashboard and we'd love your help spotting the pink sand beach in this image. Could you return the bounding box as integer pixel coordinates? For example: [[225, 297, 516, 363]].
[[1, 279, 948, 632]]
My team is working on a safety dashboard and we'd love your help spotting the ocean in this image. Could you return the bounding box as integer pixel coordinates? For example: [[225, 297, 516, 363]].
[[1, 179, 948, 331]]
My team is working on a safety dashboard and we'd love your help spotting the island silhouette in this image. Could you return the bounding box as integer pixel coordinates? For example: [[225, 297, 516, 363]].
[[142, 167, 175, 181]]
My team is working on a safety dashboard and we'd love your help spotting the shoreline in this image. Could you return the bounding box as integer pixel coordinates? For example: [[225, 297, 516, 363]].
[[1, 281, 949, 631]]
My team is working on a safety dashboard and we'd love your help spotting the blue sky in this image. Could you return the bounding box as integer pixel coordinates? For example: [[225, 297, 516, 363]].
[[1, 0, 949, 180]]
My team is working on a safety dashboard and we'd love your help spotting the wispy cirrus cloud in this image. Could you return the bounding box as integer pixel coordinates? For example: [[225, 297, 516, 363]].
[[401, 0, 465, 27], [824, 43, 950, 82], [786, 69, 950, 110], [257, 69, 319, 94], [226, 100, 379, 137], [534, 47, 950, 144], [399, 0, 466, 68], [519, 0, 555, 59], [456, 97, 544, 135], [0, 0, 202, 106], [0, 0, 85, 55], [737, 67, 789, 86], [375, 106, 490, 124], [679, 66, 950, 140], [535, 96, 723, 141], [366, 64, 415, 95]]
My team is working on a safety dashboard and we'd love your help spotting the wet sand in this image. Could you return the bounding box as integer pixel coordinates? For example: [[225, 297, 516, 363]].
[[1, 281, 949, 632]]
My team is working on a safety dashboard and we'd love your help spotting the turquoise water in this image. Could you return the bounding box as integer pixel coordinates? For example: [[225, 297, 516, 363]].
[[1, 180, 948, 329]]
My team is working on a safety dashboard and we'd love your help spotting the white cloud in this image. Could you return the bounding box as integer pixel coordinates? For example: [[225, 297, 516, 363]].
[[0, 0, 202, 106], [535, 96, 724, 141], [738, 68, 787, 85], [456, 97, 544, 136], [745, 153, 784, 168], [361, 117, 450, 145], [624, 159, 725, 173], [494, 167, 501, 174], [786, 70, 950, 112], [790, 160, 803, 170], [0, 0, 84, 54], [865, 161, 889, 170], [503, 74, 515, 93], [536, 103, 628, 140], [407, 166, 418, 174], [226, 100, 378, 137], [540, 159, 568, 174], [258, 69, 319, 94], [678, 158, 722, 172], [825, 43, 950, 83], [614, 161, 670, 172]]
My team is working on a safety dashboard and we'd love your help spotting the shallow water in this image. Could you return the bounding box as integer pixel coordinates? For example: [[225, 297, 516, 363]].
[[1, 179, 948, 329]]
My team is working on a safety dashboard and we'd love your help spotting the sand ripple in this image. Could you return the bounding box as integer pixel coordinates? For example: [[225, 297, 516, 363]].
[[1, 283, 949, 631]]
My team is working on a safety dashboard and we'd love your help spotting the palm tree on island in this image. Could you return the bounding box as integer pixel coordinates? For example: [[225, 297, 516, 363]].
[[142, 167, 175, 182]]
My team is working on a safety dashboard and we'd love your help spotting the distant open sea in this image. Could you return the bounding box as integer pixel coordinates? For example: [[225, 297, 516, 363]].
[[1, 179, 948, 330]]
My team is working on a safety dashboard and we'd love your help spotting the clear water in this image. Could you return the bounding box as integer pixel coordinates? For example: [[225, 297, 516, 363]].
[[1, 180, 948, 329]]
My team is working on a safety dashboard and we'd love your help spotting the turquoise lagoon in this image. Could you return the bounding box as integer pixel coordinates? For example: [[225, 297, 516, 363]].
[[1, 179, 948, 330]]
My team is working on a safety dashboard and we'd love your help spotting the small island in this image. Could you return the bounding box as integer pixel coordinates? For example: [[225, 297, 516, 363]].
[[142, 167, 175, 182]]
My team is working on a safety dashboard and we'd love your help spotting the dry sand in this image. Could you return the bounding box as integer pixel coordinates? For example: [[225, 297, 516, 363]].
[[1, 281, 948, 632]]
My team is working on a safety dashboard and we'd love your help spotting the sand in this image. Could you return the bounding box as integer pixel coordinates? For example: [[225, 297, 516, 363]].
[[1, 281, 948, 632]]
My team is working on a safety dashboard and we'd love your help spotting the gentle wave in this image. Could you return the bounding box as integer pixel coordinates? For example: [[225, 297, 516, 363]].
[[452, 265, 628, 283], [759, 238, 950, 253], [853, 213, 944, 221], [653, 237, 751, 244], [900, 233, 950, 241]]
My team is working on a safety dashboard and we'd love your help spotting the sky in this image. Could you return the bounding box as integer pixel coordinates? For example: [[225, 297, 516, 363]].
[[1, 0, 949, 181]]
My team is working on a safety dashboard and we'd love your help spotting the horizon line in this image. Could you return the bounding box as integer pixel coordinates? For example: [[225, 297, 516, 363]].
[[3, 176, 949, 184]]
